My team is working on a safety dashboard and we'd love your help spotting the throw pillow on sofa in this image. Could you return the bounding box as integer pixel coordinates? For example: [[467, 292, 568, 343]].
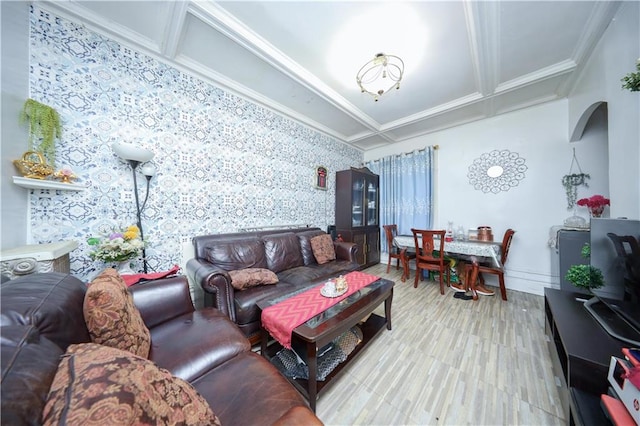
[[83, 268, 151, 358], [310, 234, 336, 264], [42, 343, 221, 426], [228, 268, 279, 290]]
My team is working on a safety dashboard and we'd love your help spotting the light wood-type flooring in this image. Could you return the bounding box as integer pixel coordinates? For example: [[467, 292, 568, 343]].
[[313, 263, 564, 425]]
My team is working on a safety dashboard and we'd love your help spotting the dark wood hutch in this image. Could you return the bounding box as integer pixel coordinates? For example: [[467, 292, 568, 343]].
[[335, 167, 380, 268]]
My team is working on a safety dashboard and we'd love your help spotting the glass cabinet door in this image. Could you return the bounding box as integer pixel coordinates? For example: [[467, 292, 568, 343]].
[[366, 179, 378, 226], [351, 176, 365, 227]]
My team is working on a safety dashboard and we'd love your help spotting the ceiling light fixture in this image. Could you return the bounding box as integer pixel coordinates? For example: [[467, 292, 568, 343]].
[[356, 53, 404, 101]]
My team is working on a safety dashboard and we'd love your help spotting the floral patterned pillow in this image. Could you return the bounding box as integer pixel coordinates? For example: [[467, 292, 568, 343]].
[[42, 343, 221, 426], [310, 234, 336, 265], [228, 268, 279, 290], [83, 268, 151, 358]]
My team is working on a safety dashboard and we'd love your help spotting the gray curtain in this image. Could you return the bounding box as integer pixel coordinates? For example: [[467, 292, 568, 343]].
[[365, 148, 435, 253]]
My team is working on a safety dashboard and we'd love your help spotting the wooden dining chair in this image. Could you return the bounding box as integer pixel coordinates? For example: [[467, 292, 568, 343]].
[[477, 228, 515, 301], [383, 225, 401, 273], [607, 233, 640, 302], [383, 224, 416, 274], [411, 229, 449, 294]]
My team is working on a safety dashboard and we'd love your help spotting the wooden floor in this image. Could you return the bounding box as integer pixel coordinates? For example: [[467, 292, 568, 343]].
[[314, 263, 565, 425]]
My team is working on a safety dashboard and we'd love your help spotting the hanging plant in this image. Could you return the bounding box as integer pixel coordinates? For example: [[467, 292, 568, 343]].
[[562, 148, 590, 210], [562, 173, 590, 209], [19, 98, 61, 167]]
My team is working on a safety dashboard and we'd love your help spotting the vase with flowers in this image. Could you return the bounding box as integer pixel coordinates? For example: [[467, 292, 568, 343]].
[[577, 194, 610, 218], [87, 225, 144, 274]]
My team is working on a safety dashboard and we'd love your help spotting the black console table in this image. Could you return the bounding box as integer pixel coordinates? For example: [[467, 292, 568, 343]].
[[544, 288, 624, 424]]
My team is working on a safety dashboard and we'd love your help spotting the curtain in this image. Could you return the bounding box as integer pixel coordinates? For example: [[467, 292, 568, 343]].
[[365, 148, 434, 253]]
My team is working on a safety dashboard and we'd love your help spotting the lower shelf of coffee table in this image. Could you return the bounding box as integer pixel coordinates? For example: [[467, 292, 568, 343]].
[[263, 313, 388, 401]]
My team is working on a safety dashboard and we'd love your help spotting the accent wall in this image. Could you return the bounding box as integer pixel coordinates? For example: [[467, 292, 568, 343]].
[[24, 4, 362, 280]]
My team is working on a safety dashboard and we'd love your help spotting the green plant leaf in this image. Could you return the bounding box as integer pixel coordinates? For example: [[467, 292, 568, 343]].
[[20, 98, 61, 167]]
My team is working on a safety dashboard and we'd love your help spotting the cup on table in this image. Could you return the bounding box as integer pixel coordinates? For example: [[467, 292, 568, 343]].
[[324, 281, 336, 292]]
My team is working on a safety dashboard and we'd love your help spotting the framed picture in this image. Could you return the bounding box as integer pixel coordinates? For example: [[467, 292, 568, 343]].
[[315, 166, 328, 190]]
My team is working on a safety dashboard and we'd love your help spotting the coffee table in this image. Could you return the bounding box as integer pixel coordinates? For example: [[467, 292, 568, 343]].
[[258, 277, 394, 412]]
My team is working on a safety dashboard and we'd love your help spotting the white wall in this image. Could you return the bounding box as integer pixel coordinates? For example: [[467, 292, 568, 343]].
[[365, 99, 609, 296], [569, 1, 640, 219], [1, 1, 30, 250]]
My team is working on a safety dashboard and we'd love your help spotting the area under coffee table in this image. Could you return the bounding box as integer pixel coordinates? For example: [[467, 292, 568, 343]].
[[258, 277, 394, 412]]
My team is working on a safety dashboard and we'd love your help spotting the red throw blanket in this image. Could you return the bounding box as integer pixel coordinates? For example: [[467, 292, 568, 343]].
[[261, 271, 380, 349], [121, 264, 181, 286]]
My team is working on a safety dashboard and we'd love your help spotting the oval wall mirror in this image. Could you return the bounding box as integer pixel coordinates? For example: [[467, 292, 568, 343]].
[[487, 165, 504, 178]]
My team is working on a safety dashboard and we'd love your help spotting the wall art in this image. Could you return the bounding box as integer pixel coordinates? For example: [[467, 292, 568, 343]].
[[467, 150, 527, 193], [315, 166, 328, 190]]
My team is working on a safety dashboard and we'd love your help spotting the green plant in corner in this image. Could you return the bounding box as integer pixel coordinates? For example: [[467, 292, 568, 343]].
[[621, 59, 640, 92], [565, 243, 604, 292], [19, 98, 61, 166]]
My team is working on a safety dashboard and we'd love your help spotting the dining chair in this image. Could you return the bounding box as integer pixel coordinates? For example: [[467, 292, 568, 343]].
[[411, 229, 449, 294], [383, 224, 416, 274], [477, 228, 515, 301], [383, 225, 401, 273], [607, 233, 640, 302]]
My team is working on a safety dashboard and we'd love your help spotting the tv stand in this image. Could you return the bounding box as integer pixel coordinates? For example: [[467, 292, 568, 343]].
[[544, 288, 625, 423]]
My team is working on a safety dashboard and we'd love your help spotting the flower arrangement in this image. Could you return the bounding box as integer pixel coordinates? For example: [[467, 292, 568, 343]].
[[621, 58, 640, 92], [577, 194, 610, 217], [87, 225, 144, 262]]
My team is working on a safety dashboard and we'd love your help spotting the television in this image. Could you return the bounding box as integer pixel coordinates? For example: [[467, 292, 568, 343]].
[[583, 219, 640, 346]]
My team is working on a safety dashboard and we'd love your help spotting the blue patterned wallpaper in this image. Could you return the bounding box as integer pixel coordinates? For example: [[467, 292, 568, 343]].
[[27, 5, 362, 279]]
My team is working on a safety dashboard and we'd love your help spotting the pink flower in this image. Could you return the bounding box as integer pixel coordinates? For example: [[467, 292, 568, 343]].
[[576, 195, 610, 208], [109, 233, 124, 240]]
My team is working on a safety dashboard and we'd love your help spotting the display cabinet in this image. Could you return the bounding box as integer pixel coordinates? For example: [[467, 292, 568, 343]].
[[335, 167, 380, 268]]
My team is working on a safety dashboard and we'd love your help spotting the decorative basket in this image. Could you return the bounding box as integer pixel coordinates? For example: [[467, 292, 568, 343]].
[[13, 151, 54, 180]]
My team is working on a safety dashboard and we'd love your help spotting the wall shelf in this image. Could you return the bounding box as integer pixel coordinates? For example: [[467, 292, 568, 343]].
[[12, 176, 86, 191]]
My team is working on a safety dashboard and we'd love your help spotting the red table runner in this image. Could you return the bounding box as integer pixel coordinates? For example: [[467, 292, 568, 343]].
[[261, 271, 380, 349]]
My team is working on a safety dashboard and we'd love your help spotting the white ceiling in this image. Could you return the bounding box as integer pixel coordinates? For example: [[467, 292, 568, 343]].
[[43, 1, 621, 151]]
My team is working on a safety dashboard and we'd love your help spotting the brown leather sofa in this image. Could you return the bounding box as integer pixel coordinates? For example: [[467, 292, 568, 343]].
[[186, 228, 359, 343], [0, 272, 321, 425]]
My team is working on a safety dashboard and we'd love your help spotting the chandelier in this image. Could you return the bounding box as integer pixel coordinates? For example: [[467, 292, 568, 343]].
[[356, 53, 405, 101]]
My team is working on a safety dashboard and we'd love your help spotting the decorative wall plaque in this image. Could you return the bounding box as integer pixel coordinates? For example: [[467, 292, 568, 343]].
[[315, 166, 328, 190], [467, 150, 527, 193]]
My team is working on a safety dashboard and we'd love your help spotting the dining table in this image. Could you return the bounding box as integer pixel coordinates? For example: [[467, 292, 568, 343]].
[[393, 235, 502, 301]]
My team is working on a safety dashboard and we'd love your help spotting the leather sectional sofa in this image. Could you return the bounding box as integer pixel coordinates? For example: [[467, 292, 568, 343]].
[[0, 272, 321, 425], [186, 227, 360, 343]]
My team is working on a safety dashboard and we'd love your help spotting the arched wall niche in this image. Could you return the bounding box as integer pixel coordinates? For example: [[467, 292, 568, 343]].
[[570, 101, 608, 142]]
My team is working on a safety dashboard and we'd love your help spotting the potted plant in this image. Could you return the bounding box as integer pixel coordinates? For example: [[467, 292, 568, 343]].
[[621, 58, 640, 92], [19, 98, 61, 167], [562, 173, 590, 210], [565, 243, 604, 293]]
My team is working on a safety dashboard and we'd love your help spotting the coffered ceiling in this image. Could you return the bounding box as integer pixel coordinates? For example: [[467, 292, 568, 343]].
[[42, 1, 621, 151]]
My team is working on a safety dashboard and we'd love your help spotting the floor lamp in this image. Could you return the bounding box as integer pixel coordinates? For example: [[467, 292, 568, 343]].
[[112, 142, 155, 273]]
